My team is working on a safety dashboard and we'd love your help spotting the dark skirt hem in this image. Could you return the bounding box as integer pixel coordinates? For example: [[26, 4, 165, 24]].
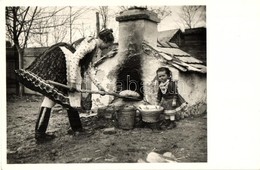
[[161, 94, 188, 116], [15, 69, 72, 108]]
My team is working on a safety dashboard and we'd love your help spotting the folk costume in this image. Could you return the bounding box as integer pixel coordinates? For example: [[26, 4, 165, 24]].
[[157, 80, 188, 129], [15, 29, 114, 141]]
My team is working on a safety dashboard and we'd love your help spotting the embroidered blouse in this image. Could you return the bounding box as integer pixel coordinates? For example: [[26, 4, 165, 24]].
[[157, 80, 178, 102], [69, 38, 97, 83]]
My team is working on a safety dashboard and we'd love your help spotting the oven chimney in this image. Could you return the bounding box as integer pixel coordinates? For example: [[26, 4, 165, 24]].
[[116, 7, 160, 51], [114, 7, 160, 100]]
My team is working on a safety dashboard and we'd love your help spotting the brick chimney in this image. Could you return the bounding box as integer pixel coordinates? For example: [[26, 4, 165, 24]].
[[116, 7, 160, 51]]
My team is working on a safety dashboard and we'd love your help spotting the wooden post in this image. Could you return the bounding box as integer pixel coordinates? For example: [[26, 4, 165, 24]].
[[69, 6, 72, 44], [17, 47, 24, 96], [96, 12, 100, 38]]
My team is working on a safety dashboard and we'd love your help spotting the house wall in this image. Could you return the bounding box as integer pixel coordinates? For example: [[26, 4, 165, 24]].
[[6, 48, 19, 94], [89, 55, 120, 108], [87, 9, 207, 109], [141, 53, 207, 106], [23, 47, 48, 95], [179, 29, 206, 64], [6, 47, 47, 95], [169, 31, 184, 47], [90, 8, 162, 108], [91, 54, 207, 108], [90, 53, 180, 108], [23, 55, 40, 95], [141, 53, 179, 104], [178, 72, 207, 105]]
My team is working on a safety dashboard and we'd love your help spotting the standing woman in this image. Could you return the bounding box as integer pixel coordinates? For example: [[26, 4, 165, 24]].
[[15, 29, 114, 142]]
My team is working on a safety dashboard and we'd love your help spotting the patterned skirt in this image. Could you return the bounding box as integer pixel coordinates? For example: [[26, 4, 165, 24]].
[[160, 94, 188, 116], [15, 42, 76, 108]]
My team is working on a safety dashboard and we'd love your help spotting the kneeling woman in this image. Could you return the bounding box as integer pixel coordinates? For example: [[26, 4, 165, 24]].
[[15, 29, 114, 142]]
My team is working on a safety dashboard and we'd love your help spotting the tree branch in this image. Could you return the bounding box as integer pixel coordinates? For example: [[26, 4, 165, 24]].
[[17, 7, 30, 38], [22, 7, 38, 49]]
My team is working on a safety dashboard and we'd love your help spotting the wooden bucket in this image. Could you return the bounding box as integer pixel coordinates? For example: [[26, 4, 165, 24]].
[[117, 105, 136, 130]]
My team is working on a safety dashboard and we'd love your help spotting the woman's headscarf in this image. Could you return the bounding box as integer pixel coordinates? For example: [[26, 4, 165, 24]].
[[98, 28, 114, 43]]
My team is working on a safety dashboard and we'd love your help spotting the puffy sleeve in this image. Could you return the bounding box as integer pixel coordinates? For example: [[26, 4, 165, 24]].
[[69, 39, 97, 83]]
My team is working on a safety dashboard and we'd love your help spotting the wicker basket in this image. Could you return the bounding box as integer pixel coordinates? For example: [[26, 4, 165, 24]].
[[137, 105, 164, 123]]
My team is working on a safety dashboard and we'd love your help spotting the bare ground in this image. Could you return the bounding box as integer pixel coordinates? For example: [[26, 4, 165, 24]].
[[6, 95, 207, 163]]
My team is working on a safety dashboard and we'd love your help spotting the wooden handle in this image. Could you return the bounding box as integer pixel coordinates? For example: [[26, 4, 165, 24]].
[[46, 80, 104, 94], [46, 80, 140, 100], [46, 80, 70, 89]]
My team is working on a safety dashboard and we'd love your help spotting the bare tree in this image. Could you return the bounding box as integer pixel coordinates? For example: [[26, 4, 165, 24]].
[[67, 7, 91, 43], [29, 7, 90, 46], [148, 6, 172, 20], [6, 6, 90, 95], [178, 6, 206, 29], [29, 17, 50, 47], [118, 6, 130, 11], [50, 15, 68, 44], [6, 7, 39, 95], [98, 6, 109, 30], [76, 22, 95, 38]]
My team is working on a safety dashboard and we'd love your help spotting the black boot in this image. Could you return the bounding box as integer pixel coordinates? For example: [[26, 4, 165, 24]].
[[67, 108, 84, 132], [35, 107, 55, 142]]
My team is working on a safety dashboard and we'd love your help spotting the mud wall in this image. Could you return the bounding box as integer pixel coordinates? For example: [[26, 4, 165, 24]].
[[89, 56, 120, 108], [178, 72, 207, 105], [141, 53, 180, 104], [117, 20, 158, 52], [90, 51, 207, 109]]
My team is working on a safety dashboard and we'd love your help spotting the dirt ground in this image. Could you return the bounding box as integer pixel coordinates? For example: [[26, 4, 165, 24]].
[[6, 95, 207, 163]]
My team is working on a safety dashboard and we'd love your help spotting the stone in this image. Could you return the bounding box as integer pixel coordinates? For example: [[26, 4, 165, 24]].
[[163, 152, 177, 161], [198, 103, 207, 115], [103, 127, 116, 135], [137, 158, 147, 163], [163, 152, 172, 157], [81, 157, 93, 162], [51, 149, 57, 155], [16, 146, 24, 153], [183, 112, 189, 118], [146, 152, 177, 163], [94, 157, 103, 161], [7, 149, 16, 154], [105, 157, 118, 162]]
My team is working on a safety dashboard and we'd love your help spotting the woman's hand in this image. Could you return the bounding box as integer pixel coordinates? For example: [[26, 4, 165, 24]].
[[96, 84, 106, 96], [172, 97, 177, 107], [98, 87, 106, 96], [69, 82, 78, 92]]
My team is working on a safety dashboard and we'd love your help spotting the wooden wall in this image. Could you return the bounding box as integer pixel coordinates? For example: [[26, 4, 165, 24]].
[[6, 47, 48, 95], [180, 28, 206, 65]]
